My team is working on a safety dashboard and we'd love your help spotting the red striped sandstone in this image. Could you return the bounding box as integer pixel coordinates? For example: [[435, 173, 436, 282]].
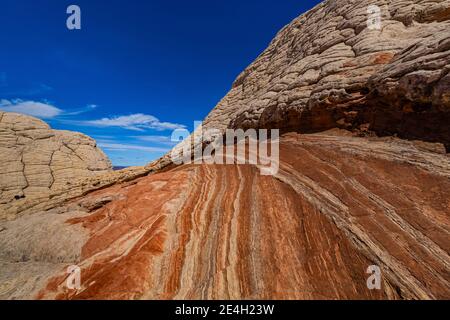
[[1, 0, 450, 300], [1, 132, 446, 300]]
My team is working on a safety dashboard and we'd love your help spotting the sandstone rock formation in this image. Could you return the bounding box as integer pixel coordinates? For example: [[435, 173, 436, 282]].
[[203, 0, 450, 150], [0, 0, 449, 300], [1, 132, 448, 300], [0, 112, 112, 219]]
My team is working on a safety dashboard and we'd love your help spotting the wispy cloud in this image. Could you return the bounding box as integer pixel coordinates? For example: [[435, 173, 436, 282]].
[[0, 99, 62, 118], [91, 134, 117, 140], [133, 135, 179, 145], [0, 99, 97, 119], [80, 113, 185, 131], [63, 104, 97, 116], [97, 142, 170, 153]]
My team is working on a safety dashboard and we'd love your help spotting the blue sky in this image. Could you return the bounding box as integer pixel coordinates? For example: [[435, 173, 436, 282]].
[[0, 0, 320, 166]]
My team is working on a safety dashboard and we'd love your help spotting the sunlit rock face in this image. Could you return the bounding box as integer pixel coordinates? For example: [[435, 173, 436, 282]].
[[0, 112, 112, 220], [1, 132, 448, 300], [1, 0, 450, 300], [203, 0, 450, 149]]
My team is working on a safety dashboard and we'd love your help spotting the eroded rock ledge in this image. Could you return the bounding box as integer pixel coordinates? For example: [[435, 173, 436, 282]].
[[202, 0, 450, 150]]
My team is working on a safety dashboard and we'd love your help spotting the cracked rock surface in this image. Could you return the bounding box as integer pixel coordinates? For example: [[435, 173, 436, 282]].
[[203, 0, 450, 149], [0, 112, 112, 219], [0, 0, 449, 300]]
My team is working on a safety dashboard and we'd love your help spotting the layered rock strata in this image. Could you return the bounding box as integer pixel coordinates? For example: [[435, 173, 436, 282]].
[[0, 132, 448, 300], [0, 0, 449, 300]]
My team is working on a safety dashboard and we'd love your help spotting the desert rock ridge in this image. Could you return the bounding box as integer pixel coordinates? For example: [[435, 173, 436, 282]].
[[203, 0, 450, 150], [0, 0, 450, 300]]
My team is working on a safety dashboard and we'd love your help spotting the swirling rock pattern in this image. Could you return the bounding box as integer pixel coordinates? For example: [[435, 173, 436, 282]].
[[1, 0, 450, 300], [0, 132, 448, 300]]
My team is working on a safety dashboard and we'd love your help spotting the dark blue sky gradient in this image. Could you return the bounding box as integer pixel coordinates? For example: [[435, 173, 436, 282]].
[[0, 0, 321, 165]]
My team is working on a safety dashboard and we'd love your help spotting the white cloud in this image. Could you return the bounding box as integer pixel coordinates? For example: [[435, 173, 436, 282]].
[[0, 99, 62, 118], [133, 135, 178, 145], [97, 142, 170, 153], [82, 113, 185, 131], [0, 99, 99, 119], [0, 100, 184, 135], [63, 104, 97, 116]]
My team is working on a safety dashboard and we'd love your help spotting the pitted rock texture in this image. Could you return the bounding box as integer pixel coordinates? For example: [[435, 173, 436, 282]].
[[1, 0, 450, 301], [202, 0, 450, 149], [0, 132, 448, 300], [0, 112, 112, 219]]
